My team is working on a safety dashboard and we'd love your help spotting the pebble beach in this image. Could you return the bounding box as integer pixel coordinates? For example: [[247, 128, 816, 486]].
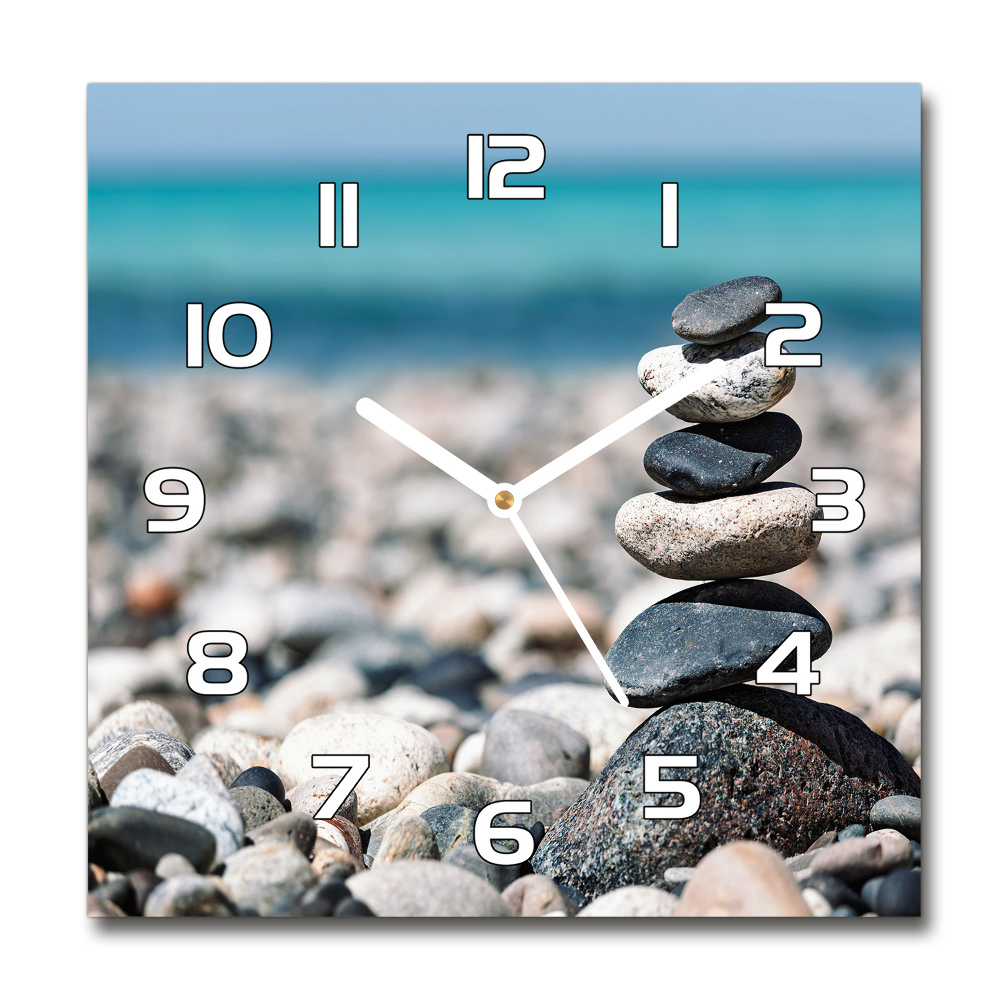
[[88, 278, 921, 918]]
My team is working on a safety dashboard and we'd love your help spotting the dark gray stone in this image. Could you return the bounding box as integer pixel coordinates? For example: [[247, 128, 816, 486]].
[[870, 795, 921, 841], [861, 876, 885, 913], [420, 804, 477, 858], [531, 686, 921, 901], [830, 905, 859, 917], [480, 708, 590, 785], [875, 869, 920, 916], [230, 766, 285, 803], [799, 873, 864, 911], [88, 805, 216, 874], [839, 824, 867, 840], [643, 412, 801, 498], [232, 785, 287, 831], [144, 874, 236, 916], [246, 812, 317, 857], [443, 844, 522, 892], [671, 276, 782, 345], [606, 580, 832, 707]]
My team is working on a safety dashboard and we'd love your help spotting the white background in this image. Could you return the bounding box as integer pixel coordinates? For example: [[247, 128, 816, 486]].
[[1, 0, 990, 993]]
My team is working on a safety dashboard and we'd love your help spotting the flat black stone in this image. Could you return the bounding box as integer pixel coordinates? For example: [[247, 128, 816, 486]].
[[643, 412, 801, 498], [800, 873, 864, 911], [870, 795, 921, 841], [88, 806, 216, 874], [671, 276, 782, 345], [532, 686, 920, 902], [875, 869, 920, 916], [606, 579, 832, 707], [230, 766, 286, 804]]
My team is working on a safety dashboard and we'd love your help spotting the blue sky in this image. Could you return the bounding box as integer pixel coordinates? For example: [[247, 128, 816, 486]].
[[88, 83, 920, 169]]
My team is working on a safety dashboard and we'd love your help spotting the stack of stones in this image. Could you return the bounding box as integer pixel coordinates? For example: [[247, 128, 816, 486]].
[[532, 277, 921, 911]]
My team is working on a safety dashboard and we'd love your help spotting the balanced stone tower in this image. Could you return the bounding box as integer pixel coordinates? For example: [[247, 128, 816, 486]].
[[533, 277, 920, 902]]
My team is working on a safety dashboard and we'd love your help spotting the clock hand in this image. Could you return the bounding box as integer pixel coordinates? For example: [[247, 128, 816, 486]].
[[356, 397, 499, 501], [507, 510, 630, 707], [513, 357, 727, 499]]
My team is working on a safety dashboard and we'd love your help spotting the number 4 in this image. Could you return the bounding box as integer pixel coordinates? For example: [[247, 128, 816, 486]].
[[755, 631, 821, 695], [310, 755, 371, 820]]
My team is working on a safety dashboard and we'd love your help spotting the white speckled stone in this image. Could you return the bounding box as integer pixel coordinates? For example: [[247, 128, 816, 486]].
[[88, 700, 187, 751], [89, 729, 193, 781], [452, 731, 486, 774], [638, 333, 795, 423], [191, 728, 284, 778], [286, 776, 358, 824], [615, 483, 821, 579], [110, 767, 244, 862], [221, 841, 316, 915], [577, 885, 678, 917], [347, 859, 513, 917], [278, 713, 449, 825]]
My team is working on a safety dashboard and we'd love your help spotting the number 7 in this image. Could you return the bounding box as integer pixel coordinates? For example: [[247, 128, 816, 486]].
[[310, 754, 370, 820]]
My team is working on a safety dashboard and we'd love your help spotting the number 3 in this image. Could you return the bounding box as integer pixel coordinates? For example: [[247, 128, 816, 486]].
[[811, 467, 865, 532]]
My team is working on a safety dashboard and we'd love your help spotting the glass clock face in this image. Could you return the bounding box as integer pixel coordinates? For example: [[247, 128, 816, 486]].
[[87, 84, 922, 919]]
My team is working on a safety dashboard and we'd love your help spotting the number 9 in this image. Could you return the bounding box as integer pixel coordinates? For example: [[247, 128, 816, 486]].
[[143, 467, 206, 533]]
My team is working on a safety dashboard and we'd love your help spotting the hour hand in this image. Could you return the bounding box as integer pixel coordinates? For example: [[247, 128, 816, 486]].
[[356, 397, 499, 501]]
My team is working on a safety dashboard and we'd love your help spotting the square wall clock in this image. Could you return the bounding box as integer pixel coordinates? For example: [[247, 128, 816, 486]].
[[87, 83, 921, 919]]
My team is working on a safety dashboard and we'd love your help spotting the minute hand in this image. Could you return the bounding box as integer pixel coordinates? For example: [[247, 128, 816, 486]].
[[513, 358, 727, 499]]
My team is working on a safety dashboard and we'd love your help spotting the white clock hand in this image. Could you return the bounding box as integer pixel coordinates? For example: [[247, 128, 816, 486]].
[[356, 397, 499, 501], [513, 357, 727, 499], [507, 510, 630, 707]]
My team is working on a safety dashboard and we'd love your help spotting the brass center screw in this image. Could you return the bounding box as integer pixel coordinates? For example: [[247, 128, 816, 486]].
[[495, 490, 515, 510]]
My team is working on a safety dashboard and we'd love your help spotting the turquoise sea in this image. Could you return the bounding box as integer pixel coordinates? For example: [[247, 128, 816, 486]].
[[89, 164, 920, 372]]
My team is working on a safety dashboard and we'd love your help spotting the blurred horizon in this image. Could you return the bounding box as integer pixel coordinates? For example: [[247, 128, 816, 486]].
[[89, 85, 920, 372]]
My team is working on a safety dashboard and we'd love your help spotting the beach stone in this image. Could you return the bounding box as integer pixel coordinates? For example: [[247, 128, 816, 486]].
[[232, 786, 287, 830], [230, 766, 286, 804], [799, 873, 864, 911], [373, 813, 440, 865], [144, 874, 236, 916], [88, 806, 216, 874], [504, 683, 655, 774], [616, 484, 821, 580], [864, 690, 915, 738], [336, 898, 376, 917], [347, 859, 513, 917], [261, 660, 368, 731], [110, 767, 244, 861], [88, 894, 127, 917], [875, 868, 920, 916], [412, 650, 496, 701], [578, 885, 679, 917], [155, 853, 196, 879], [191, 728, 283, 777], [92, 872, 137, 914], [316, 816, 364, 863], [444, 843, 522, 892], [810, 833, 913, 884], [99, 745, 176, 801], [88, 759, 107, 810], [662, 867, 696, 891], [870, 796, 921, 841], [671, 276, 782, 345], [501, 874, 579, 916], [279, 713, 449, 825], [421, 804, 477, 857], [287, 776, 358, 825], [839, 824, 867, 840], [222, 841, 317, 916], [453, 732, 486, 774], [175, 754, 234, 798], [532, 686, 920, 901], [143, 693, 210, 744], [90, 729, 193, 782], [675, 842, 811, 917], [802, 887, 833, 917], [861, 876, 884, 913], [638, 333, 795, 423], [644, 412, 801, 497], [313, 847, 361, 881], [128, 869, 163, 914], [606, 579, 831, 707], [247, 812, 317, 857], [89, 700, 187, 751], [480, 708, 590, 785], [893, 699, 921, 763], [201, 752, 243, 788]]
